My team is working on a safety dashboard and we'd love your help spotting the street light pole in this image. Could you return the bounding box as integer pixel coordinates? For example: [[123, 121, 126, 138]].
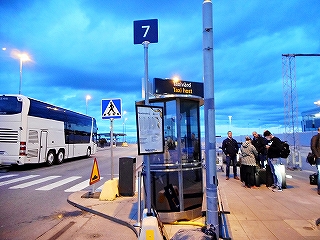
[[124, 117, 128, 142], [86, 95, 91, 115], [18, 53, 30, 95], [122, 111, 127, 142]]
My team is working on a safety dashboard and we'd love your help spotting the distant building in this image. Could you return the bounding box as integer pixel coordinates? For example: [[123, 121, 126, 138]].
[[301, 107, 320, 131], [97, 132, 126, 147]]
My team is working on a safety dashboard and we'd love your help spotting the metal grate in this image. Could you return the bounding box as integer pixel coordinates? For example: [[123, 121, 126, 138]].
[[27, 149, 38, 158], [28, 130, 39, 143], [0, 128, 18, 143]]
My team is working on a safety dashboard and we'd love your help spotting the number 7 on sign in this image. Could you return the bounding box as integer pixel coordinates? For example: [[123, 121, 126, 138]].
[[142, 25, 150, 37], [133, 19, 158, 44]]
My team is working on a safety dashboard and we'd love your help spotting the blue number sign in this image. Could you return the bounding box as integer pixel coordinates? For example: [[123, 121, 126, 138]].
[[134, 19, 158, 44]]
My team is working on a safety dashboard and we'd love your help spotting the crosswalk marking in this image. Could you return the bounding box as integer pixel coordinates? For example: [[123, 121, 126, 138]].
[[0, 174, 18, 180], [0, 174, 113, 192], [64, 177, 104, 192], [9, 176, 61, 189], [0, 175, 39, 187], [35, 176, 82, 191]]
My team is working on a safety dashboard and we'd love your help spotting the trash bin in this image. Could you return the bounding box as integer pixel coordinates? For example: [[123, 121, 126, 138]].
[[119, 157, 136, 196]]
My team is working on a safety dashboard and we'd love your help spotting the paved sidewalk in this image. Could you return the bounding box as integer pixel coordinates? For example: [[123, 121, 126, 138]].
[[218, 168, 320, 239], [66, 165, 320, 239]]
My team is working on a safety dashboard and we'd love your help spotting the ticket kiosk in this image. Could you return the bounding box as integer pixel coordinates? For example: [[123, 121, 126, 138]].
[[137, 78, 204, 223]]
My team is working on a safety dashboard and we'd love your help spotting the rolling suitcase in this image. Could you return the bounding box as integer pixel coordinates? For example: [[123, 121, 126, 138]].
[[265, 164, 274, 187], [258, 168, 266, 185], [254, 171, 261, 187], [278, 164, 286, 189]]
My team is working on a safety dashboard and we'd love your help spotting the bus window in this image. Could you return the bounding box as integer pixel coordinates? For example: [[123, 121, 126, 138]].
[[0, 96, 23, 114]]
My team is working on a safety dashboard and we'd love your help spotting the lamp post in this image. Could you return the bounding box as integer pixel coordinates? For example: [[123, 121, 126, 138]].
[[124, 117, 128, 142], [122, 111, 127, 142], [18, 53, 31, 95], [85, 95, 91, 115], [228, 115, 232, 129]]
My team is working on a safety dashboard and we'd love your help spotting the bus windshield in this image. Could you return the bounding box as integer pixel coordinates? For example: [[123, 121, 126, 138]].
[[0, 96, 22, 115]]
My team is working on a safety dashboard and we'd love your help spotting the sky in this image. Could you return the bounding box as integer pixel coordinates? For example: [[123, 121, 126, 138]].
[[1, 0, 320, 141]]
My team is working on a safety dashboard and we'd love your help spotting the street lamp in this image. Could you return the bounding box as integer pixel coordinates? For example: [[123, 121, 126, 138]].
[[85, 95, 91, 115], [18, 53, 31, 95], [314, 100, 320, 106]]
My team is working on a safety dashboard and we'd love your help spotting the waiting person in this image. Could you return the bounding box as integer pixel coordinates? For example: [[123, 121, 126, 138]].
[[222, 131, 240, 180], [252, 131, 268, 168], [167, 137, 176, 150], [191, 133, 199, 160], [263, 130, 283, 192], [240, 136, 258, 188], [311, 127, 320, 195]]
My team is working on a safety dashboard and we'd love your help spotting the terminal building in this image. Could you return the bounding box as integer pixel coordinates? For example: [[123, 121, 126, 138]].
[[301, 107, 320, 132]]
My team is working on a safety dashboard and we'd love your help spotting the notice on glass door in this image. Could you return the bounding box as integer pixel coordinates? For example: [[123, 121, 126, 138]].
[[136, 105, 164, 155]]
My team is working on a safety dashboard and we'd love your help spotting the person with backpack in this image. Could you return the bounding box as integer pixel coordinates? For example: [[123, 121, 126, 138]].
[[252, 131, 268, 168], [311, 127, 320, 195], [263, 130, 283, 192]]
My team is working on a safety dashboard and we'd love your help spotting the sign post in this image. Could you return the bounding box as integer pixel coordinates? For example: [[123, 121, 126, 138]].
[[101, 99, 122, 180], [134, 19, 158, 216]]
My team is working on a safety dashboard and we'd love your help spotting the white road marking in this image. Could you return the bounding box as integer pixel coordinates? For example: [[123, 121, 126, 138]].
[[64, 177, 104, 192], [35, 176, 81, 191], [9, 176, 61, 189], [0, 175, 39, 186], [0, 174, 18, 180]]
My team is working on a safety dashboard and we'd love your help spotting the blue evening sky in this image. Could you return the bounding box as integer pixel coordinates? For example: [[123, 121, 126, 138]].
[[1, 0, 320, 140]]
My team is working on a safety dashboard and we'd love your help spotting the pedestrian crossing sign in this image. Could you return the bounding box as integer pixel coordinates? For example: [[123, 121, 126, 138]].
[[101, 98, 122, 119], [90, 158, 101, 185]]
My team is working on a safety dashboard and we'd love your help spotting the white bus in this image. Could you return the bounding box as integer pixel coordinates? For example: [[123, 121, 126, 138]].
[[0, 95, 97, 166]]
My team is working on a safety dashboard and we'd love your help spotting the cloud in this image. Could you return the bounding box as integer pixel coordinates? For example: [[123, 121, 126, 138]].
[[1, 0, 320, 140]]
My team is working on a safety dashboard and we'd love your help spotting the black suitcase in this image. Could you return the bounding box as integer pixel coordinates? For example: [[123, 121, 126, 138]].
[[254, 171, 261, 187], [310, 173, 318, 185], [266, 164, 274, 187], [258, 168, 266, 185]]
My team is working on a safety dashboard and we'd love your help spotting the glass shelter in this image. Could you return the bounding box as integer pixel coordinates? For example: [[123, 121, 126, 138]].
[[137, 78, 204, 223]]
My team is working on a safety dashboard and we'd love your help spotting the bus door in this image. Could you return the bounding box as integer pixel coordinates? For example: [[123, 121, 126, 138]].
[[39, 131, 48, 163]]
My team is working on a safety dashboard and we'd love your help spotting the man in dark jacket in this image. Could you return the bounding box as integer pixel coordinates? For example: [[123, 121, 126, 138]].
[[311, 127, 320, 195], [222, 131, 239, 180], [252, 131, 267, 168], [264, 130, 283, 192]]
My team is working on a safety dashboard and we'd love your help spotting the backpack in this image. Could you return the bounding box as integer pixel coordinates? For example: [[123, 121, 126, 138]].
[[280, 141, 290, 158]]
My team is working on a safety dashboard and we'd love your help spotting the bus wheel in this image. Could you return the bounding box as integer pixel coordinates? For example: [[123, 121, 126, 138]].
[[86, 148, 91, 158], [46, 151, 55, 166], [56, 150, 64, 164]]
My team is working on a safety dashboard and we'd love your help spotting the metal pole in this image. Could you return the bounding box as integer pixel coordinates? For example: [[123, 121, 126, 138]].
[[134, 171, 142, 227], [203, 0, 219, 238], [110, 118, 114, 180], [19, 58, 22, 95], [86, 99, 88, 115], [142, 40, 152, 216]]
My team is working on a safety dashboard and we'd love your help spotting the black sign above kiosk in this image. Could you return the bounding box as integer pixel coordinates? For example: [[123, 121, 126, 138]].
[[153, 78, 204, 98]]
